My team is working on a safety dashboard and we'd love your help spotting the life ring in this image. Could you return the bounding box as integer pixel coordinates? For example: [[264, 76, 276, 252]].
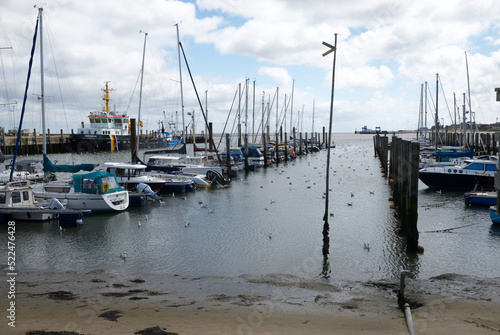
[[101, 182, 110, 193]]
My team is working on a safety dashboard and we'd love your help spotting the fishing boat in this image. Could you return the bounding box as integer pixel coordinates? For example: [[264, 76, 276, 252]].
[[33, 170, 129, 212], [418, 157, 498, 190]]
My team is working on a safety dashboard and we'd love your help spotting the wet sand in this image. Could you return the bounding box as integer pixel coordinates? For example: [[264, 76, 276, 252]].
[[3, 270, 500, 334]]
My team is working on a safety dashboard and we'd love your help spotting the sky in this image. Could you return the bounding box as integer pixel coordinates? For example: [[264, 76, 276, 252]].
[[1, 0, 500, 136]]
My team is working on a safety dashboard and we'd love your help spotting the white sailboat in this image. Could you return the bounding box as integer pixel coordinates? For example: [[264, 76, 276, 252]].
[[29, 7, 129, 212]]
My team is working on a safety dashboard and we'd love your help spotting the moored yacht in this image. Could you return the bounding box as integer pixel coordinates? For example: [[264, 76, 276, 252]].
[[418, 157, 498, 190]]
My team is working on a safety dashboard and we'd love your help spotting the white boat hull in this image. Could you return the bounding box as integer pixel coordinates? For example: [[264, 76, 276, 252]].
[[34, 186, 129, 212]]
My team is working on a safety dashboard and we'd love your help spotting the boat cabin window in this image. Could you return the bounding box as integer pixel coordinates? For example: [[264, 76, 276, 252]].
[[102, 118, 108, 123], [95, 119, 101, 123], [0, 192, 6, 204], [115, 119, 122, 124], [82, 178, 96, 190], [23, 191, 30, 201], [90, 119, 95, 124], [464, 163, 485, 171], [486, 164, 497, 171], [11, 191, 21, 204], [101, 176, 119, 190]]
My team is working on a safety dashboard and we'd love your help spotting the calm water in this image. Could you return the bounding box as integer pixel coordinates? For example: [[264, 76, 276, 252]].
[[2, 133, 500, 282]]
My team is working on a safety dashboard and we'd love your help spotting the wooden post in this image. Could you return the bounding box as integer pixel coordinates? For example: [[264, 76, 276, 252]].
[[299, 133, 303, 156], [293, 127, 297, 155], [305, 132, 308, 154], [407, 141, 420, 252], [209, 122, 213, 150], [284, 132, 288, 163], [226, 134, 232, 178], [244, 133, 250, 172], [131, 119, 137, 164], [263, 131, 268, 168]]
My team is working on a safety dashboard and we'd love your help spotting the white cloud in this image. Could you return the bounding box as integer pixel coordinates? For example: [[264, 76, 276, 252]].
[[1, 0, 500, 134]]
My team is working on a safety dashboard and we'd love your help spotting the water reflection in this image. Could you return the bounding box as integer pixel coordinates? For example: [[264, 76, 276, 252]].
[[2, 134, 499, 281]]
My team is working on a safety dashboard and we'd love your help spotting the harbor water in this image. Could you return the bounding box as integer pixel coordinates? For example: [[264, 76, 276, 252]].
[[2, 133, 500, 283]]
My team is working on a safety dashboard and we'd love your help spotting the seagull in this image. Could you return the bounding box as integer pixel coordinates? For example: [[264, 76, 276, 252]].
[[270, 199, 275, 204], [208, 209, 215, 214], [59, 226, 63, 231], [264, 207, 268, 211], [138, 221, 141, 227], [185, 221, 190, 227], [347, 202, 353, 206], [364, 243, 370, 250], [369, 191, 375, 195], [436, 190, 442, 194], [145, 215, 148, 220], [120, 252, 127, 260], [351, 192, 354, 197], [268, 232, 272, 239], [201, 204, 208, 209]]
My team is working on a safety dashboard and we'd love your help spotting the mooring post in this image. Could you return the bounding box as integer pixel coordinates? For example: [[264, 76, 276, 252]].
[[407, 141, 420, 252], [226, 134, 232, 178], [244, 133, 249, 172], [284, 132, 288, 163], [299, 133, 303, 156], [130, 119, 137, 164]]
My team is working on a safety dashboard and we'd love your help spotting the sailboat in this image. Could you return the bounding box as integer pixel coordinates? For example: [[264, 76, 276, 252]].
[[0, 8, 90, 223], [27, 7, 129, 212]]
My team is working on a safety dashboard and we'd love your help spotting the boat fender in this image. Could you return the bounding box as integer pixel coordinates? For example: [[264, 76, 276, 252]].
[[101, 182, 110, 193]]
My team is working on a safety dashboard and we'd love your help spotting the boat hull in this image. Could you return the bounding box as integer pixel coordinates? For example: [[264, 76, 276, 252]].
[[69, 134, 171, 153], [418, 171, 494, 191], [464, 192, 497, 206], [34, 190, 129, 212], [489, 207, 500, 224]]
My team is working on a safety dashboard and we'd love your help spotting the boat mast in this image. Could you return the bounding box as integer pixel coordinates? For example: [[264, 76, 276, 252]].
[[136, 30, 147, 154], [175, 23, 186, 144], [435, 73, 439, 151], [424, 81, 428, 141], [465, 51, 473, 149], [418, 83, 423, 140], [39, 7, 46, 154], [290, 79, 294, 136]]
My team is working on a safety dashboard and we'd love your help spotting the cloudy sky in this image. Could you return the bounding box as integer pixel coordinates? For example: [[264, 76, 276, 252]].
[[1, 0, 500, 136]]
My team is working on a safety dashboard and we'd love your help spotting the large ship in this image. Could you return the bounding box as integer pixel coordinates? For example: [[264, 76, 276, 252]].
[[69, 83, 182, 153]]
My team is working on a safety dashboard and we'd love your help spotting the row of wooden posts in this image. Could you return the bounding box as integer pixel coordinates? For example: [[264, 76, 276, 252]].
[[374, 134, 420, 253], [427, 130, 498, 156]]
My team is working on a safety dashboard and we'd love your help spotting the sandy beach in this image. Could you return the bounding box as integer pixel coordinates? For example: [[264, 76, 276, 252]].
[[2, 269, 500, 335]]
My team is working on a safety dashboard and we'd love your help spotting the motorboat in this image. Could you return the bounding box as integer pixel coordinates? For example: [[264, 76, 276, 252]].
[[103, 162, 166, 193], [418, 157, 498, 190], [0, 181, 60, 221]]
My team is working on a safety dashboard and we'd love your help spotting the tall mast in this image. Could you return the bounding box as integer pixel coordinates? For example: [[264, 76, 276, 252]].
[[418, 83, 423, 140], [424, 81, 428, 141], [290, 79, 294, 135], [252, 80, 255, 141], [39, 7, 46, 154], [136, 30, 147, 154], [175, 23, 186, 143], [435, 73, 439, 151], [465, 51, 473, 149]]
